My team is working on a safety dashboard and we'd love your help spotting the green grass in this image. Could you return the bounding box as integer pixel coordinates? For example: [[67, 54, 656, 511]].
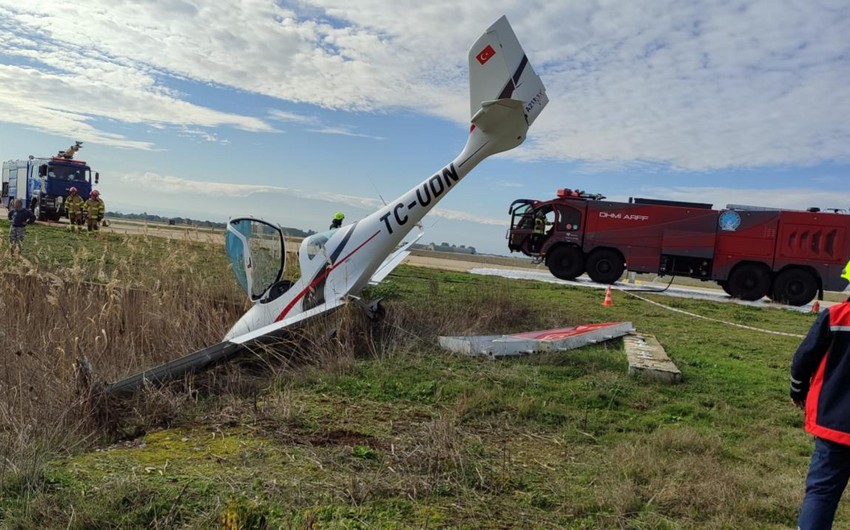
[[0, 226, 829, 529], [0, 219, 238, 293]]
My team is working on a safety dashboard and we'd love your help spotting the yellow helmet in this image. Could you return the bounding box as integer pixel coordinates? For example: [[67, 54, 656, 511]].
[[333, 212, 345, 221], [842, 260, 850, 282]]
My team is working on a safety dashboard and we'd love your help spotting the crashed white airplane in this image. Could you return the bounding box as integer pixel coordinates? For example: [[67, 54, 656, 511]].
[[106, 15, 549, 395]]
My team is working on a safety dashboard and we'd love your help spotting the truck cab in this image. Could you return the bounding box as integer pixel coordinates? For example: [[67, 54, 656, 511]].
[[30, 158, 98, 221], [2, 142, 100, 221], [508, 198, 584, 255]]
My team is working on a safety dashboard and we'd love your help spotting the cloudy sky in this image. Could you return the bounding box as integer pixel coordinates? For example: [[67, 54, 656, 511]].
[[1, 0, 848, 255]]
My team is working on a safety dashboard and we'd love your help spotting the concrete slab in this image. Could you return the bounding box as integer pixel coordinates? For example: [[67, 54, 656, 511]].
[[439, 322, 634, 359], [624, 333, 682, 384]]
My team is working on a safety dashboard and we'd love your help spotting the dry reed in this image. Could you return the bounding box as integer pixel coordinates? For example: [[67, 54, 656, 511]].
[[0, 236, 247, 492]]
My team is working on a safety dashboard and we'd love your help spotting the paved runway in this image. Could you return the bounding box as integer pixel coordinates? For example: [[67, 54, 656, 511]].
[[469, 267, 830, 314]]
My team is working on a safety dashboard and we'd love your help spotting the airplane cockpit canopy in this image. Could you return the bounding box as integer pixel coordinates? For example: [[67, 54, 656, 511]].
[[298, 229, 334, 273], [225, 218, 286, 302]]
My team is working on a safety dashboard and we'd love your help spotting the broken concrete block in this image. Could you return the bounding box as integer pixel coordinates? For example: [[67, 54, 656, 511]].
[[624, 333, 682, 384]]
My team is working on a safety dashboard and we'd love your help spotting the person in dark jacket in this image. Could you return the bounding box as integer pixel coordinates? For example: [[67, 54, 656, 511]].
[[791, 262, 850, 529], [7, 198, 37, 255]]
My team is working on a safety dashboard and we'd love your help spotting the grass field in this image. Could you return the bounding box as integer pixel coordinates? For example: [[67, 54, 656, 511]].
[[0, 220, 835, 529]]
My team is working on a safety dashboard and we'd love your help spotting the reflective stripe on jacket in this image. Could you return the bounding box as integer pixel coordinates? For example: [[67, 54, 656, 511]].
[[85, 198, 104, 217], [791, 301, 850, 446], [533, 217, 545, 234], [66, 195, 84, 214]]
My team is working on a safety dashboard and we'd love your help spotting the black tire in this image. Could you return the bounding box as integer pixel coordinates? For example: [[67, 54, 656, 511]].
[[586, 248, 625, 284], [546, 246, 585, 280], [727, 263, 771, 301], [772, 268, 818, 306], [718, 281, 733, 296], [370, 302, 387, 323]]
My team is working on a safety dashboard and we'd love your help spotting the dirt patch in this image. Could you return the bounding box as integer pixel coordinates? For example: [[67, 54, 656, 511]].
[[308, 429, 382, 449]]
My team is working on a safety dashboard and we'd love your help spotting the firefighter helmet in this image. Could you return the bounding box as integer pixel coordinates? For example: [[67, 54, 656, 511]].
[[91, 190, 100, 198], [69, 187, 77, 194], [333, 212, 344, 221]]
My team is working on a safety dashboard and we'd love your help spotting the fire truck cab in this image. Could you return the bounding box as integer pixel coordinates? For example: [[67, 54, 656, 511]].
[[2, 142, 99, 221]]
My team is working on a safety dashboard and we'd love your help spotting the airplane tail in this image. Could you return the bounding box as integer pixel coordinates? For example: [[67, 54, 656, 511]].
[[467, 16, 548, 127]]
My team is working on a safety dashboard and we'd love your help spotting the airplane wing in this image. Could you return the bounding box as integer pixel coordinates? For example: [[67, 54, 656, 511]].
[[368, 229, 424, 286], [227, 297, 348, 345], [108, 213, 350, 396], [106, 297, 348, 396]]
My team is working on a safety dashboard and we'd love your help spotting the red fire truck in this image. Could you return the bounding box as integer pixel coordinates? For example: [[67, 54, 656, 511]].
[[507, 189, 850, 306]]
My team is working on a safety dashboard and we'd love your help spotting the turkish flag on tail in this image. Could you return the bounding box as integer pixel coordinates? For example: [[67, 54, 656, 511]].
[[476, 45, 496, 65]]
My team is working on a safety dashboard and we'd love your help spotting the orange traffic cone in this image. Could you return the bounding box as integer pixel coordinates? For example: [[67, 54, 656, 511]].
[[811, 300, 820, 313], [601, 285, 614, 307]]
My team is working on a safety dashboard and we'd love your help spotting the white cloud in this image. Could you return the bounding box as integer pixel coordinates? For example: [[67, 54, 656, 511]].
[[268, 109, 317, 124], [119, 172, 505, 225], [267, 108, 383, 138], [631, 186, 850, 213], [306, 125, 385, 140], [0, 0, 848, 169]]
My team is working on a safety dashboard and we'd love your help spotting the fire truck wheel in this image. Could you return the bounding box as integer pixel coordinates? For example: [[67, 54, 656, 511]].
[[727, 263, 771, 301], [718, 281, 733, 296], [771, 268, 818, 306], [546, 246, 585, 280], [586, 249, 625, 285]]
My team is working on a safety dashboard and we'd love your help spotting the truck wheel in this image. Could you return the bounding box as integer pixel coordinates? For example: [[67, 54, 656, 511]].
[[727, 264, 771, 301], [718, 281, 733, 296], [772, 269, 818, 306], [546, 246, 584, 280], [586, 249, 625, 284]]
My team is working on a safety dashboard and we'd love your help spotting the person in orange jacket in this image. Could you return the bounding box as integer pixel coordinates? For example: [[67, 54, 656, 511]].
[[792, 261, 850, 529]]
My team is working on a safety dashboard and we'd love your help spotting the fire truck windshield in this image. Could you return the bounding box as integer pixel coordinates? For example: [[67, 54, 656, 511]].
[[47, 164, 88, 182], [510, 203, 535, 230]]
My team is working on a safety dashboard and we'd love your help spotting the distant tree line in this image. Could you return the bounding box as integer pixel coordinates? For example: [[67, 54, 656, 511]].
[[106, 211, 316, 238], [106, 212, 475, 252], [412, 242, 477, 255]]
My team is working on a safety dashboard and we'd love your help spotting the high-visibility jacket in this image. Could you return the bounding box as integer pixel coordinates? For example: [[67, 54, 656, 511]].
[[66, 194, 84, 214], [791, 301, 850, 446], [85, 197, 105, 219], [533, 217, 545, 234]]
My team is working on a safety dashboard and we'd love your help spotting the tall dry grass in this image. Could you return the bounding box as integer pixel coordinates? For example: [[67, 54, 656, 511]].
[[0, 235, 248, 494], [0, 227, 552, 518]]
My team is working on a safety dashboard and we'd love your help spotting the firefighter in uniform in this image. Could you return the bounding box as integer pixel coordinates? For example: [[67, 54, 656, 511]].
[[85, 190, 105, 232], [329, 212, 344, 229], [792, 261, 850, 529], [531, 211, 546, 252], [65, 187, 85, 231]]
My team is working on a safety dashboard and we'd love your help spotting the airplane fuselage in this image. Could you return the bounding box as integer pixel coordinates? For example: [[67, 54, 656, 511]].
[[224, 123, 519, 342], [225, 15, 547, 343]]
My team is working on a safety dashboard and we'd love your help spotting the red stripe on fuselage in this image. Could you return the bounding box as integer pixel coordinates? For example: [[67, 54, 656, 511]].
[[274, 230, 381, 322]]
